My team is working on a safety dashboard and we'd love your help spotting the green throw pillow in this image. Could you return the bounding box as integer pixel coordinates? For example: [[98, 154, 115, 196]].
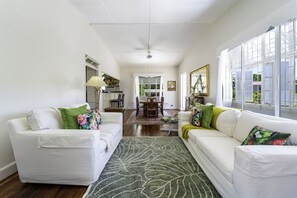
[[59, 105, 88, 129], [211, 106, 226, 129], [242, 126, 291, 145], [200, 105, 214, 129]]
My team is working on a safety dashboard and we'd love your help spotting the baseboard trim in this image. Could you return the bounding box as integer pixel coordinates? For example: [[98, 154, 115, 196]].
[[0, 161, 17, 181]]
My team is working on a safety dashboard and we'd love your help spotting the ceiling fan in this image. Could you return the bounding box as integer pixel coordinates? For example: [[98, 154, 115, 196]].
[[132, 0, 160, 59]]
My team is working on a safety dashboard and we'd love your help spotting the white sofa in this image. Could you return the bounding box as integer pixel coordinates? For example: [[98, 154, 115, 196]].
[[178, 109, 297, 198], [7, 103, 122, 186]]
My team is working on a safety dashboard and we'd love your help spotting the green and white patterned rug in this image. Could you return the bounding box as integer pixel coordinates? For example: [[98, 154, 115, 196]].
[[84, 137, 221, 198]]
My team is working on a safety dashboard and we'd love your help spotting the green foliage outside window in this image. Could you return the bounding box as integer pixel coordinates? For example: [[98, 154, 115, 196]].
[[253, 91, 261, 104], [140, 84, 145, 96], [232, 75, 236, 100], [253, 74, 261, 81], [233, 74, 262, 104]]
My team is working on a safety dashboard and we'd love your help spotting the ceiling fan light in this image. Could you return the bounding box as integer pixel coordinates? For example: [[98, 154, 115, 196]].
[[147, 54, 152, 59]]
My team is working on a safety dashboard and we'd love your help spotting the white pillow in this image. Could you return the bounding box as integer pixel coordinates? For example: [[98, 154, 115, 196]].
[[216, 109, 241, 137], [26, 108, 63, 131], [233, 110, 297, 145]]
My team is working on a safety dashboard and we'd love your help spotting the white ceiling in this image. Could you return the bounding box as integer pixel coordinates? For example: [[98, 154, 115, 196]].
[[69, 0, 237, 67]]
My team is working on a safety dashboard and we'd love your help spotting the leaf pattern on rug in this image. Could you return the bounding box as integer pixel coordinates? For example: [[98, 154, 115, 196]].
[[85, 137, 221, 198]]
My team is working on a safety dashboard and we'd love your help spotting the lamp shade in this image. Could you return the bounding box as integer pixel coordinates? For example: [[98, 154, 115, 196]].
[[86, 76, 107, 89]]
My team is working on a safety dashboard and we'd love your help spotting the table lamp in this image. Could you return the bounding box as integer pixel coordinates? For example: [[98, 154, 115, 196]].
[[86, 76, 107, 111]]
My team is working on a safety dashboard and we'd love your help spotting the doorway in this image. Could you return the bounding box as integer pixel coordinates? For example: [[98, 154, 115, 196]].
[[180, 72, 187, 110], [85, 55, 99, 109]]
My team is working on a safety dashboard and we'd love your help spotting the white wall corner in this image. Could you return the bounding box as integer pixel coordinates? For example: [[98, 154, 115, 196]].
[[0, 162, 17, 181]]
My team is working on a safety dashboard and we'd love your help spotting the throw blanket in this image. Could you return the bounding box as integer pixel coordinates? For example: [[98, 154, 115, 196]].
[[182, 124, 204, 140], [182, 124, 213, 140]]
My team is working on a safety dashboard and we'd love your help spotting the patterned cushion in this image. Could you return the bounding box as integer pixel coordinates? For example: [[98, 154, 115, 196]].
[[242, 126, 291, 145], [77, 109, 101, 130], [190, 108, 203, 127]]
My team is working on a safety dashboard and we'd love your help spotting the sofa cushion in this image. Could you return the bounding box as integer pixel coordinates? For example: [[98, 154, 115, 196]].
[[242, 125, 291, 145], [216, 109, 240, 137], [26, 108, 63, 130], [188, 129, 227, 143], [211, 106, 226, 129], [196, 136, 241, 183], [233, 111, 297, 145], [59, 105, 88, 129]]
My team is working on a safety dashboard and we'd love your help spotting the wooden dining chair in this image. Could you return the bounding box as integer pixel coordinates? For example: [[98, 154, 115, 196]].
[[119, 94, 125, 107], [136, 96, 143, 116], [159, 96, 164, 116], [110, 94, 121, 107], [146, 97, 158, 118]]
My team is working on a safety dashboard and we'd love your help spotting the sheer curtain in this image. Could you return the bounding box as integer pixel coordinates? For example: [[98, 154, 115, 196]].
[[216, 49, 230, 107], [133, 75, 140, 109], [160, 76, 164, 98]]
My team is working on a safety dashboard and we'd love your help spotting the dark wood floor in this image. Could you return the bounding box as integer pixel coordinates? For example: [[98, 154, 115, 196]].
[[0, 109, 179, 198]]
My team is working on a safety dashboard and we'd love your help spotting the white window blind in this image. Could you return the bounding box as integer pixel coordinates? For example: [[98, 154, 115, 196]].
[[280, 20, 297, 108]]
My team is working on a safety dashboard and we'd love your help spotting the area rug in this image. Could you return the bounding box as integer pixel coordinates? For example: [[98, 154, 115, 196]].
[[84, 137, 221, 198], [125, 111, 169, 125]]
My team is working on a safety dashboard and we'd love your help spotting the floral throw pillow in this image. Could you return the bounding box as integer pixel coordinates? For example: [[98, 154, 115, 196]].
[[242, 126, 291, 145], [77, 109, 101, 130], [190, 108, 203, 127]]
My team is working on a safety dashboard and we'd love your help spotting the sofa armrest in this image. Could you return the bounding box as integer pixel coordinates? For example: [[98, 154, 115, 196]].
[[100, 112, 122, 125], [234, 146, 297, 198], [9, 129, 101, 149], [178, 111, 191, 137], [178, 111, 191, 121], [8, 128, 102, 185]]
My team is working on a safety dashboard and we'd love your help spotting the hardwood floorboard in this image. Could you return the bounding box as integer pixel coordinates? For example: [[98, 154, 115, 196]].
[[0, 109, 180, 198]]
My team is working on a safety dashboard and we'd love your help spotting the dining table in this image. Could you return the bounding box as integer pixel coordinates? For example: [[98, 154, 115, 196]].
[[139, 100, 161, 117]]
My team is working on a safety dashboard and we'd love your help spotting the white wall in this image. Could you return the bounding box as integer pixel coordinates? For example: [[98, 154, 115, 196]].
[[120, 66, 178, 109], [179, 0, 297, 105], [0, 0, 119, 181]]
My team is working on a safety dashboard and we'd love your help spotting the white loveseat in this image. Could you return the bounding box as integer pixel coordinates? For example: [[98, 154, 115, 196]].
[[178, 109, 297, 198], [7, 103, 122, 186]]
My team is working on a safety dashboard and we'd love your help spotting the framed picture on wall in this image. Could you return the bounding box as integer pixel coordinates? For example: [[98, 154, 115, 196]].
[[167, 81, 176, 91], [190, 64, 209, 96]]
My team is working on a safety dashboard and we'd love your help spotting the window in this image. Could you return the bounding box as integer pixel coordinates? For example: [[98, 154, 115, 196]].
[[220, 18, 297, 119], [242, 30, 275, 105], [227, 46, 242, 103], [223, 30, 275, 106], [139, 76, 161, 98], [281, 20, 297, 108]]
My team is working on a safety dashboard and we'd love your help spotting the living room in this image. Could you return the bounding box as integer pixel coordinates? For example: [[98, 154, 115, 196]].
[[1, 0, 297, 197]]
